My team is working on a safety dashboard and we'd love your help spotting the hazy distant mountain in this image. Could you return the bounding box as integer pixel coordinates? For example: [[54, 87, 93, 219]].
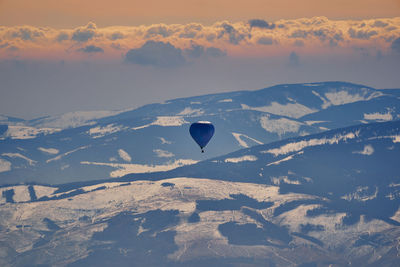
[[1, 81, 399, 185], [0, 120, 399, 266]]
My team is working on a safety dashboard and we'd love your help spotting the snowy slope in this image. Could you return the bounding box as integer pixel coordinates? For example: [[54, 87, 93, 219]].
[[0, 121, 399, 266], [1, 82, 400, 185], [27, 110, 124, 129]]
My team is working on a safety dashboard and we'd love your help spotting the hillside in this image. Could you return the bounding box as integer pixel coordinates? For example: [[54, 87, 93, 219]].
[[0, 120, 399, 266], [1, 82, 400, 185]]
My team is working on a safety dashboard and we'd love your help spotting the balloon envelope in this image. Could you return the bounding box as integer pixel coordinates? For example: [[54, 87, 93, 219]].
[[189, 121, 215, 150]]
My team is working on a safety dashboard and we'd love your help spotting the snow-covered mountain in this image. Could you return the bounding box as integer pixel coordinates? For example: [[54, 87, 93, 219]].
[[0, 120, 399, 266], [1, 82, 400, 185]]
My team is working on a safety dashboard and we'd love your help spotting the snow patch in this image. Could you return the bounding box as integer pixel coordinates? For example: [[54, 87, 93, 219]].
[[262, 132, 357, 156], [224, 155, 258, 163], [232, 133, 249, 148], [30, 110, 122, 129], [0, 158, 11, 172], [81, 159, 198, 177], [353, 145, 374, 156], [277, 204, 347, 234], [303, 83, 321, 87], [260, 115, 302, 136], [312, 90, 331, 109], [177, 107, 204, 116], [271, 176, 301, 185], [88, 124, 124, 138], [158, 137, 172, 144], [241, 102, 317, 119], [153, 149, 174, 158], [364, 112, 393, 121], [151, 116, 188, 126], [267, 151, 304, 166], [38, 147, 59, 155], [60, 164, 69, 170], [47, 146, 89, 163], [232, 132, 263, 148], [324, 89, 382, 106], [33, 185, 58, 199], [304, 120, 327, 126], [133, 116, 188, 130], [12, 186, 31, 202], [390, 208, 400, 223], [118, 149, 131, 162], [341, 186, 378, 201], [0, 185, 32, 202], [2, 153, 37, 166], [4, 125, 61, 139]]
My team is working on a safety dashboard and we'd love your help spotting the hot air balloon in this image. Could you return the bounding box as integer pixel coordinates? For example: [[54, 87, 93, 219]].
[[189, 121, 215, 153]]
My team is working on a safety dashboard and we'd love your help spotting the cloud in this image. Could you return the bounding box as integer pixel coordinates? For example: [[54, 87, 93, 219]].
[[145, 25, 174, 38], [184, 43, 226, 58], [0, 42, 9, 48], [179, 23, 203, 38], [125, 41, 186, 67], [110, 42, 122, 50], [290, 29, 309, 39], [72, 22, 97, 42], [108, 32, 124, 40], [348, 28, 378, 40], [392, 37, 400, 53], [298, 16, 329, 26], [221, 23, 235, 34], [8, 27, 44, 41], [312, 28, 328, 41], [372, 20, 389, 28], [329, 32, 344, 47], [249, 19, 275, 30], [0, 17, 399, 60], [78, 45, 104, 53], [217, 22, 247, 45], [184, 43, 204, 58], [56, 32, 69, 42], [289, 26, 345, 47], [289, 51, 300, 66]]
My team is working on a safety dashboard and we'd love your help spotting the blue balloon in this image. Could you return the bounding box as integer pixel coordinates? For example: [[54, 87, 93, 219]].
[[189, 121, 215, 153]]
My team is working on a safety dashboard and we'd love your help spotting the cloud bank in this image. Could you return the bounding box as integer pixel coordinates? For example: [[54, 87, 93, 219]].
[[0, 17, 399, 62]]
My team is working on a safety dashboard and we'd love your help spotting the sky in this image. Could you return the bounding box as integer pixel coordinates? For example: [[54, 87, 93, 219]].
[[0, 0, 400, 119]]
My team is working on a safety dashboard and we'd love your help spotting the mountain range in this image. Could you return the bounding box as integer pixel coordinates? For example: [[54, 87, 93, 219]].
[[0, 81, 399, 266], [1, 81, 399, 185]]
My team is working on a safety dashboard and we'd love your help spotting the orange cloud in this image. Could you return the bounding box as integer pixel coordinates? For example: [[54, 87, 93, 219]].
[[0, 17, 399, 61]]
